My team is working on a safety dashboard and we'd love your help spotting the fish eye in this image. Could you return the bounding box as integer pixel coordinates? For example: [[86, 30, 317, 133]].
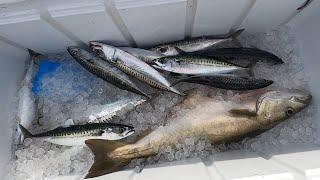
[[119, 127, 126, 133], [286, 107, 294, 116], [158, 59, 166, 64], [87, 59, 94, 64]]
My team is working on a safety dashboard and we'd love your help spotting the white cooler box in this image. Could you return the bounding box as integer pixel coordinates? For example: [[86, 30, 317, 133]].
[[0, 0, 319, 180]]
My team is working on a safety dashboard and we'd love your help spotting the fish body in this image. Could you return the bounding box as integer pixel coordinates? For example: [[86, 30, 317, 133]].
[[67, 47, 149, 98], [90, 42, 183, 95], [85, 90, 311, 178], [119, 47, 164, 63], [196, 47, 284, 66], [85, 98, 146, 123], [151, 29, 244, 56], [173, 75, 273, 90], [19, 123, 135, 146], [153, 55, 247, 75]]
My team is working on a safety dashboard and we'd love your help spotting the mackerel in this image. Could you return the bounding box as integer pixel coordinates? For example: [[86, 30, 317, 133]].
[[172, 75, 273, 90], [67, 47, 149, 98], [196, 47, 284, 67], [153, 55, 248, 75], [90, 42, 184, 95], [19, 123, 135, 146], [151, 29, 244, 56]]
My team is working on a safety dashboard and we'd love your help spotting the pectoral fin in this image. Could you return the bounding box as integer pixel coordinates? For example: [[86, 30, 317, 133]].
[[228, 108, 257, 116], [174, 47, 186, 54]]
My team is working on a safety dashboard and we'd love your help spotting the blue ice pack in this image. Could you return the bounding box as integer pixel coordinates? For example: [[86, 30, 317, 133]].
[[32, 60, 60, 94]]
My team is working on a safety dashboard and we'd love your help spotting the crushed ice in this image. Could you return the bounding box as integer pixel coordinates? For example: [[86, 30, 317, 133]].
[[8, 26, 319, 179]]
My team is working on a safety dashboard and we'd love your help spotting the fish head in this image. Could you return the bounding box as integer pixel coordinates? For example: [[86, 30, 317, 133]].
[[256, 90, 311, 127], [152, 58, 176, 71], [67, 46, 97, 65], [90, 41, 117, 62], [102, 124, 135, 140], [152, 45, 178, 56]]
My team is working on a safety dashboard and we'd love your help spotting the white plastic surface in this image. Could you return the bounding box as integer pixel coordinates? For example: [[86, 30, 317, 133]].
[[0, 0, 319, 179], [0, 10, 75, 53], [192, 0, 248, 36], [50, 3, 129, 46], [0, 42, 27, 174], [117, 1, 187, 47], [241, 0, 305, 32]]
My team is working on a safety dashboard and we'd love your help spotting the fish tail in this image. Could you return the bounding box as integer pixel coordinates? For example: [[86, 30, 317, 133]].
[[145, 93, 158, 110], [168, 86, 185, 96], [28, 49, 44, 62], [170, 75, 202, 86], [230, 29, 245, 39], [18, 124, 33, 140], [246, 67, 254, 77], [85, 139, 130, 179]]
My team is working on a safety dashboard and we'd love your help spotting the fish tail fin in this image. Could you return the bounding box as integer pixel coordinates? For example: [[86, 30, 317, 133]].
[[229, 29, 245, 47], [18, 124, 33, 140], [168, 86, 185, 96], [145, 93, 158, 110], [171, 75, 201, 86], [85, 139, 130, 179], [230, 29, 245, 39], [171, 78, 184, 86], [28, 49, 45, 63]]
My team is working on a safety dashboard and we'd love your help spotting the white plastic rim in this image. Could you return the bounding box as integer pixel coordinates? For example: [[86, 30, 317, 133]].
[[0, 0, 319, 179]]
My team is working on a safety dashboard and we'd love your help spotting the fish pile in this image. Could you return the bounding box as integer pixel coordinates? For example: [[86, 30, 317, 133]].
[[17, 29, 312, 179]]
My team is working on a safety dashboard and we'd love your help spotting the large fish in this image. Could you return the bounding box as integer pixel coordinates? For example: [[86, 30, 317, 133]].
[[152, 55, 248, 75], [196, 47, 284, 67], [172, 75, 273, 90], [67, 47, 149, 98], [90, 42, 184, 96], [19, 123, 135, 146], [119, 47, 164, 64], [151, 29, 244, 56], [85, 90, 311, 178]]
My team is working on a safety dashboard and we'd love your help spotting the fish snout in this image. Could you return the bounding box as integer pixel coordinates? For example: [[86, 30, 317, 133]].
[[296, 94, 312, 104], [89, 41, 103, 51]]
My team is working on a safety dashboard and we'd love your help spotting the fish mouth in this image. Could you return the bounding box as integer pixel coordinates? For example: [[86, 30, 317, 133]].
[[89, 41, 104, 51], [89, 41, 106, 59], [296, 94, 312, 104], [152, 61, 165, 69]]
